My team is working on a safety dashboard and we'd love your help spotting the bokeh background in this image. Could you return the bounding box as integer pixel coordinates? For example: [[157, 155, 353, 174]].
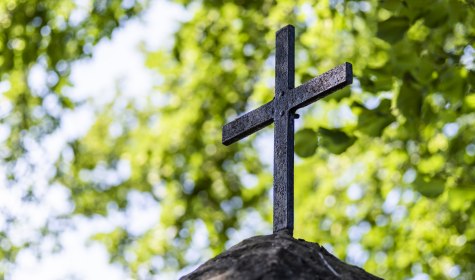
[[1, 0, 475, 279]]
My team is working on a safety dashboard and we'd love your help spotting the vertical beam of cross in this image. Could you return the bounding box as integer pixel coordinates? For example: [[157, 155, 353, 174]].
[[273, 25, 295, 235], [222, 24, 352, 236]]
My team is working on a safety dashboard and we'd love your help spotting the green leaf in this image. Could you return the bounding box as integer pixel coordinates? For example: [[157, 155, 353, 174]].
[[413, 176, 445, 198], [418, 154, 445, 174], [448, 187, 475, 211], [295, 128, 318, 158], [405, 0, 434, 11], [377, 17, 410, 44], [468, 70, 475, 88], [464, 93, 475, 111], [325, 86, 351, 102], [396, 74, 422, 121], [424, 2, 449, 28], [358, 110, 394, 137], [438, 69, 466, 104], [318, 128, 356, 155], [359, 71, 393, 93], [380, 0, 402, 11], [410, 56, 435, 84], [357, 99, 395, 137]]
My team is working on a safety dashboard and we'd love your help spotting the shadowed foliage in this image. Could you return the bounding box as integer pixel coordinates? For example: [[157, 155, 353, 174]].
[[1, 0, 475, 279]]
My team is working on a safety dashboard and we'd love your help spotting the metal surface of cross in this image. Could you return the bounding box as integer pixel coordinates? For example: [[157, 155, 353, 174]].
[[222, 25, 353, 236]]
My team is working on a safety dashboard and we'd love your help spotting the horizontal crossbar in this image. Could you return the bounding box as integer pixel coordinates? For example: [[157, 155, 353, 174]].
[[222, 101, 274, 145], [289, 62, 352, 110]]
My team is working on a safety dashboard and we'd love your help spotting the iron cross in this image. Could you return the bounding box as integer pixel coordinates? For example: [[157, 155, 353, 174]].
[[222, 25, 353, 236]]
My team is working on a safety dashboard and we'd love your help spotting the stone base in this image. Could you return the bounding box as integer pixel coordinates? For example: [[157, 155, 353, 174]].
[[181, 232, 383, 280]]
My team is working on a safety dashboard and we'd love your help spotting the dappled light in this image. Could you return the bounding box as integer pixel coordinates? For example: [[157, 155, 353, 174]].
[[0, 0, 474, 279]]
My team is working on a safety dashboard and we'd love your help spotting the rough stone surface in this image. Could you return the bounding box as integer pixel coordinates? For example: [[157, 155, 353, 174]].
[[181, 232, 383, 280]]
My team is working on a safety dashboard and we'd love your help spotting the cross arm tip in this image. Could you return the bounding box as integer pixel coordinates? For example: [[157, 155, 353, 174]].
[[344, 62, 353, 85], [222, 123, 236, 146]]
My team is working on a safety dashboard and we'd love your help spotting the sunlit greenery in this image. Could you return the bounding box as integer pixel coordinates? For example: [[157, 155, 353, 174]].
[[1, 0, 475, 279]]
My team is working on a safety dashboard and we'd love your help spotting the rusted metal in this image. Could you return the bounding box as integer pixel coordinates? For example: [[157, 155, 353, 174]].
[[222, 24, 353, 236]]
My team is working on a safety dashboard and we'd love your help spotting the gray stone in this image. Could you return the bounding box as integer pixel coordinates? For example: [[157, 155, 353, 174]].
[[181, 232, 383, 280]]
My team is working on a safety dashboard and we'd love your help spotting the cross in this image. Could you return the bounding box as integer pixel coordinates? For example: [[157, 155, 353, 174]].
[[222, 25, 353, 236]]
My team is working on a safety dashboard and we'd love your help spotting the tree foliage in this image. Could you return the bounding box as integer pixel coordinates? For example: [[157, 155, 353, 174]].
[[1, 0, 142, 157], [2, 0, 475, 279], [0, 0, 143, 277]]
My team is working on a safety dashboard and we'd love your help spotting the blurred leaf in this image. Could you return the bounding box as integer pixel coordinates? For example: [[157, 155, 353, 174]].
[[418, 154, 445, 174], [380, 0, 402, 11], [464, 93, 475, 110], [413, 176, 445, 198], [410, 56, 435, 83], [424, 2, 449, 28], [295, 128, 318, 158], [448, 187, 475, 211], [396, 74, 422, 120], [325, 86, 351, 102], [3, 0, 475, 278], [357, 99, 395, 137], [377, 17, 410, 44], [318, 128, 356, 155], [438, 68, 467, 104]]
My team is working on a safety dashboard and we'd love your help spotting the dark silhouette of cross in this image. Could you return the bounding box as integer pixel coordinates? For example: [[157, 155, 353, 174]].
[[222, 25, 353, 236]]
